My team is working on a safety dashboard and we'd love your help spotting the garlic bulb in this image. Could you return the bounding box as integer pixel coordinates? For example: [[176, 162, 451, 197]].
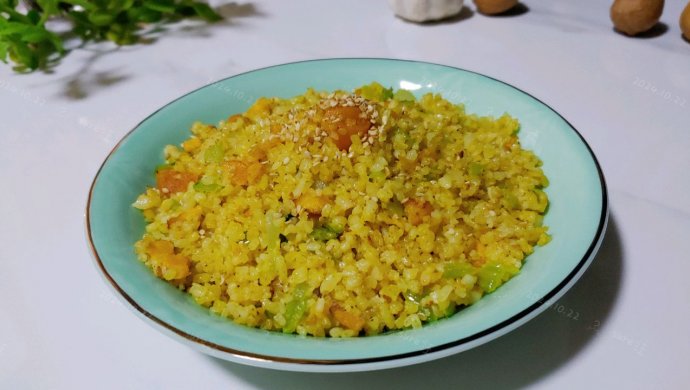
[[389, 0, 465, 22]]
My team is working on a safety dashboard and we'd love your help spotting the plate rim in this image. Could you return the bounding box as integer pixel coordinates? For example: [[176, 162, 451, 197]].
[[86, 57, 609, 369]]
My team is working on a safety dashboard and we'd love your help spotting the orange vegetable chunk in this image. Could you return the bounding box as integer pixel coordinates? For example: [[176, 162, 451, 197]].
[[156, 170, 198, 194], [404, 199, 432, 226], [321, 106, 371, 150], [331, 305, 365, 332]]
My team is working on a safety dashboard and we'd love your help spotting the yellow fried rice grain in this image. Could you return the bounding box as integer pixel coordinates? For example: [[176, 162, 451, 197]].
[[133, 83, 551, 337]]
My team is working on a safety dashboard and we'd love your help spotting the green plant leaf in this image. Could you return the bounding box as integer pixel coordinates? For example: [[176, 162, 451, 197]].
[[191, 2, 221, 22], [0, 20, 32, 36], [61, 0, 96, 10], [1, 0, 223, 72], [87, 10, 115, 26], [0, 41, 9, 63], [108, 0, 134, 12], [21, 29, 50, 43], [0, 0, 18, 8], [128, 7, 162, 23], [144, 0, 176, 14], [26, 9, 41, 24], [9, 39, 38, 70], [36, 0, 60, 19], [44, 29, 64, 53]]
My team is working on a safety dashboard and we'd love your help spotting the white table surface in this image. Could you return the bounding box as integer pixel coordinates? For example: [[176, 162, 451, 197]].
[[2, 0, 689, 388]]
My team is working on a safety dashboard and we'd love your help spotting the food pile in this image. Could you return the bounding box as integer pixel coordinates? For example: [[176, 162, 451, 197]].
[[133, 83, 551, 337]]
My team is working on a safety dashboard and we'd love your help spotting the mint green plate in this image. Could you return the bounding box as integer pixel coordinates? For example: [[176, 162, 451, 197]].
[[87, 59, 607, 372]]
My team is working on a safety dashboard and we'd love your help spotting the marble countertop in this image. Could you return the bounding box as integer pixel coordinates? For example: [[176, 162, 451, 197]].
[[2, 0, 688, 388]]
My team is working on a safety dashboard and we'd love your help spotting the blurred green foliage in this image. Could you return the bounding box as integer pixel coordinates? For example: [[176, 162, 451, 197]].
[[0, 0, 221, 71]]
